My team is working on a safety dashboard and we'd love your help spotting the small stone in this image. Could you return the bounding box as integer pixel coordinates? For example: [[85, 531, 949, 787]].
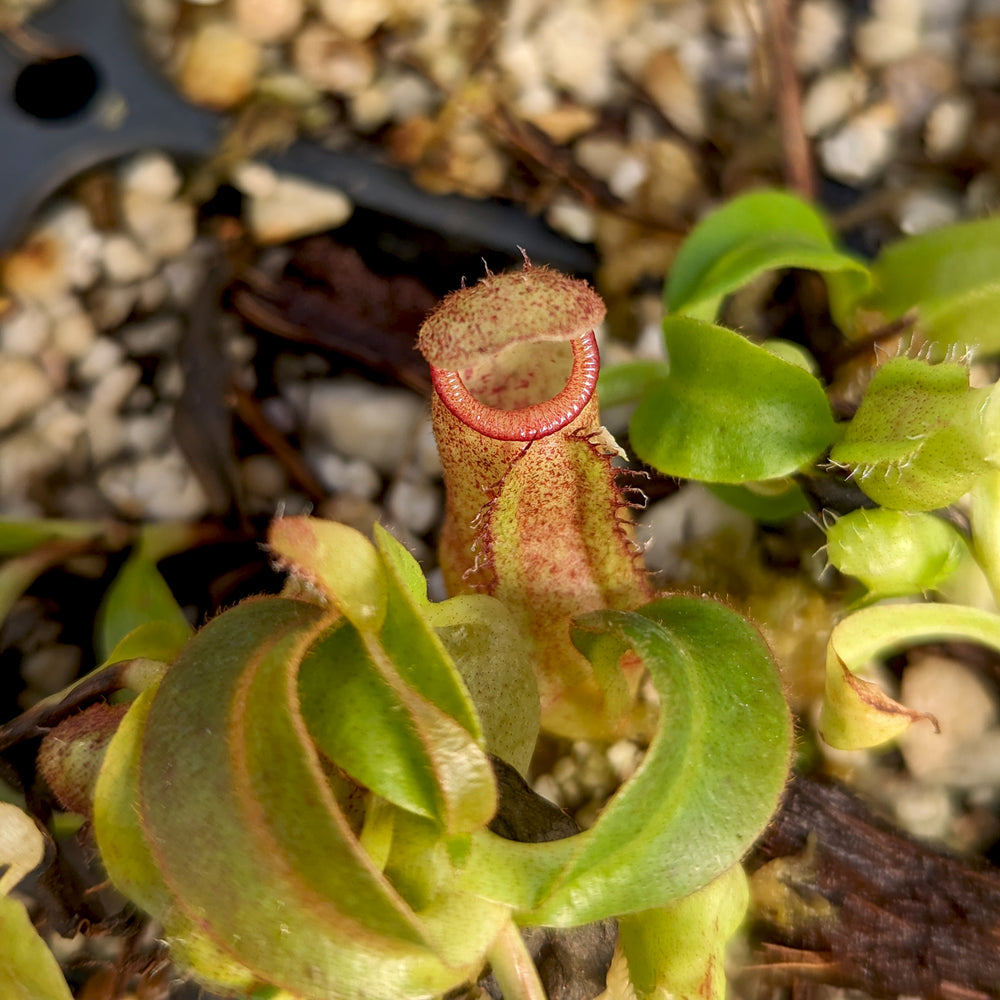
[[317, 0, 389, 39], [137, 274, 169, 313], [122, 191, 197, 261], [609, 154, 648, 201], [299, 378, 424, 474], [883, 52, 956, 127], [120, 315, 182, 356], [900, 655, 999, 785], [233, 0, 303, 42], [574, 135, 630, 184], [795, 0, 846, 73], [545, 196, 596, 245], [536, 4, 613, 106], [39, 202, 103, 290], [102, 233, 156, 284], [89, 362, 143, 414], [292, 23, 377, 95], [522, 104, 597, 144], [121, 409, 172, 455], [606, 739, 643, 782], [0, 356, 52, 430], [119, 151, 183, 201], [98, 448, 210, 520], [50, 306, 97, 361], [386, 478, 440, 535], [896, 189, 961, 235], [0, 302, 50, 355], [856, 11, 921, 67], [76, 336, 125, 383], [819, 102, 898, 186], [236, 166, 353, 244], [925, 95, 973, 159], [154, 361, 185, 400], [640, 48, 706, 139], [0, 428, 61, 494], [177, 21, 261, 110], [637, 139, 704, 223], [32, 398, 85, 456], [21, 645, 81, 695], [1, 231, 71, 303], [162, 245, 212, 307], [86, 282, 140, 330], [802, 67, 869, 137], [311, 451, 381, 499]]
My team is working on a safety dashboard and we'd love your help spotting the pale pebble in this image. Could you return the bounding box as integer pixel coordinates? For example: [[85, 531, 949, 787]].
[[896, 189, 961, 235], [532, 774, 563, 808], [574, 135, 629, 183], [0, 428, 61, 491], [76, 337, 125, 383], [300, 378, 424, 474], [925, 96, 973, 158], [899, 655, 998, 784], [154, 361, 185, 400], [90, 363, 143, 414], [819, 103, 898, 185], [641, 47, 706, 139], [888, 780, 955, 841], [137, 274, 169, 313], [122, 191, 197, 261], [802, 67, 869, 137], [609, 155, 648, 201], [243, 174, 353, 245], [536, 4, 613, 106], [386, 478, 440, 535], [119, 151, 183, 200], [0, 302, 50, 356], [234, 0, 303, 42], [121, 315, 183, 356], [292, 23, 377, 95], [32, 398, 85, 455], [86, 283, 140, 330], [1, 231, 71, 303], [85, 411, 127, 465], [35, 202, 103, 291], [795, 0, 847, 73], [312, 451, 381, 499], [162, 251, 208, 308], [98, 448, 211, 520], [606, 739, 643, 782], [413, 416, 443, 479], [0, 356, 52, 430], [115, 408, 164, 457], [855, 19, 921, 67], [177, 21, 261, 110], [545, 196, 596, 245], [317, 0, 389, 39], [102, 233, 157, 284]]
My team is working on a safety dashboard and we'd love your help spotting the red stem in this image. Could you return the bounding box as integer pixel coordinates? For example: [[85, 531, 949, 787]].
[[429, 332, 600, 441]]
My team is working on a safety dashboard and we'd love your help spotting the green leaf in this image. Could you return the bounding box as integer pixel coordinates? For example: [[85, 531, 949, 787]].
[[96, 534, 191, 661], [665, 189, 870, 322], [630, 317, 837, 483], [597, 359, 672, 408], [0, 895, 74, 1000], [298, 618, 496, 833], [865, 216, 1000, 352], [820, 602, 1000, 749], [826, 508, 967, 601], [706, 481, 810, 523], [464, 596, 791, 925], [830, 357, 1000, 510], [136, 596, 496, 999], [0, 518, 108, 557], [374, 524, 539, 776], [618, 864, 749, 1000]]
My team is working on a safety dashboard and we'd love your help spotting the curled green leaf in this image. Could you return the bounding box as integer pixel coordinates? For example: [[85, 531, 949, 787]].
[[820, 602, 1000, 749], [629, 317, 836, 483], [463, 596, 791, 926], [665, 189, 870, 322]]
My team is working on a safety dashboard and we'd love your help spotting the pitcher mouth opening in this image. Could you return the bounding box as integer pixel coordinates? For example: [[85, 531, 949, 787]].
[[429, 331, 600, 442]]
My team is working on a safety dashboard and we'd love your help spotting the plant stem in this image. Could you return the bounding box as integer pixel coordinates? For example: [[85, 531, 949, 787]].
[[486, 920, 548, 1000]]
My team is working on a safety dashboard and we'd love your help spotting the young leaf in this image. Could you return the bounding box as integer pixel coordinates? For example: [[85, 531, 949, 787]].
[[463, 596, 791, 925], [820, 602, 1000, 749], [830, 357, 1000, 510], [629, 317, 837, 483], [618, 864, 750, 1000], [0, 518, 110, 557], [597, 359, 671, 408], [664, 189, 870, 321], [826, 509, 968, 602], [0, 896, 74, 1000], [865, 216, 1000, 351]]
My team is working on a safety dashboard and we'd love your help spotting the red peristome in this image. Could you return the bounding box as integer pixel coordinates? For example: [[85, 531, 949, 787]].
[[429, 332, 600, 442]]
